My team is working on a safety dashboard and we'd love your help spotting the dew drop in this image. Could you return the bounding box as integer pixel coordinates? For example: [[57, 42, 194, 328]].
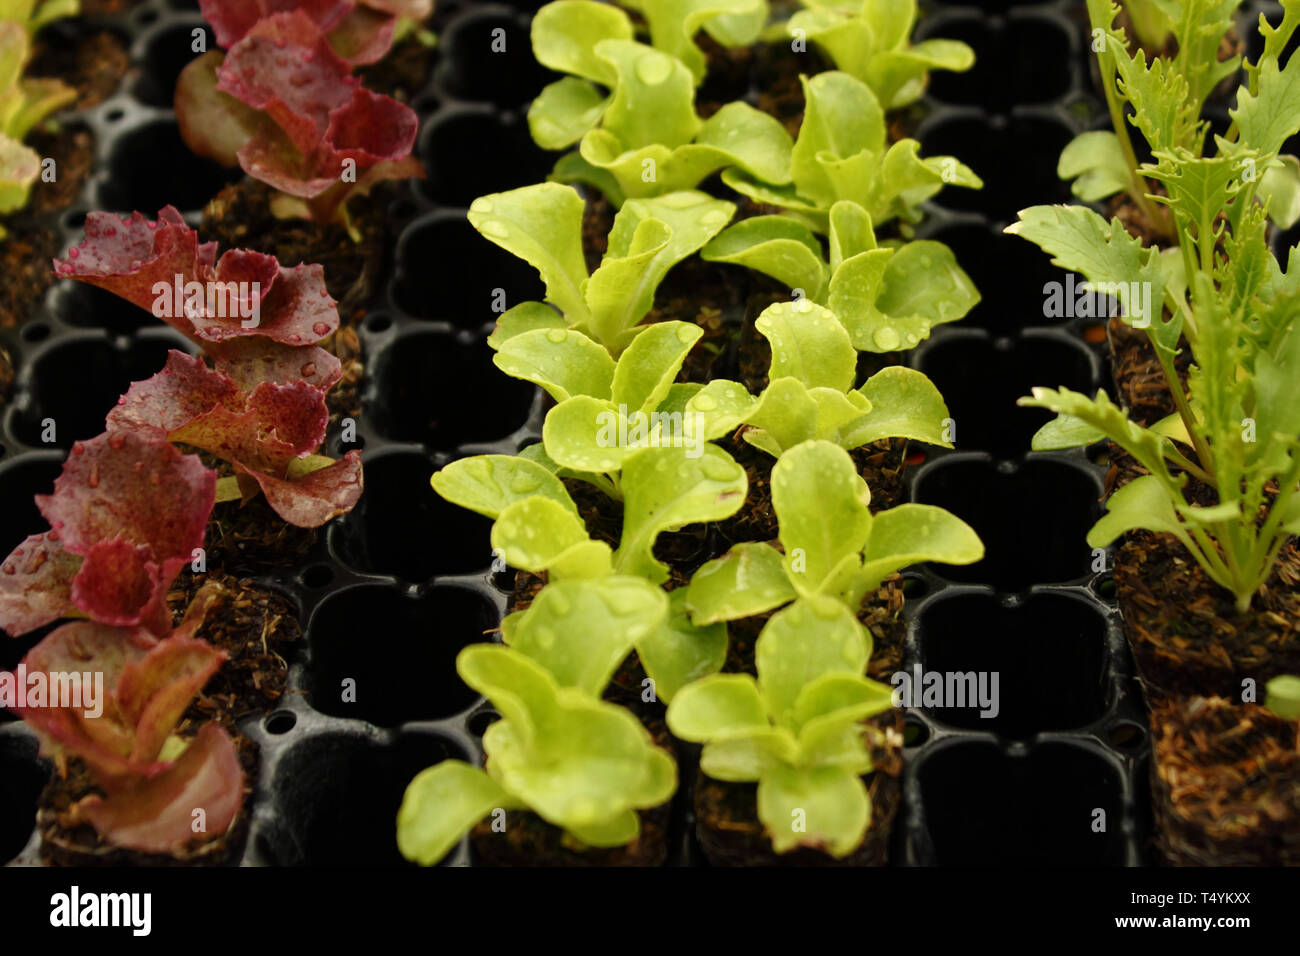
[[478, 220, 510, 240], [692, 394, 717, 412], [545, 328, 567, 343], [635, 51, 672, 85], [301, 362, 317, 378], [67, 247, 79, 259], [469, 198, 494, 214], [547, 590, 572, 616], [873, 327, 901, 351], [2, 563, 14, 575], [312, 321, 330, 336], [534, 626, 556, 650]]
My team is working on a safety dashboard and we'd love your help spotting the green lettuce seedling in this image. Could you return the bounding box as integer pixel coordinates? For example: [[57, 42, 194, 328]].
[[430, 444, 744, 700], [1058, 0, 1300, 235], [702, 198, 978, 350], [788, 0, 974, 109], [720, 70, 980, 234], [0, 0, 79, 35], [678, 300, 955, 456], [1011, 194, 1300, 611], [397, 644, 676, 865], [668, 591, 895, 856], [469, 183, 733, 354], [685, 439, 982, 624], [1264, 675, 1300, 719], [528, 1, 792, 205], [620, 0, 768, 85], [0, 20, 74, 238]]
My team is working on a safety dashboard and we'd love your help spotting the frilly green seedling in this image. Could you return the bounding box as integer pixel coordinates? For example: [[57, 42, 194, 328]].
[[702, 199, 979, 351], [619, 0, 768, 86], [397, 644, 677, 865], [667, 592, 895, 856], [678, 300, 956, 455], [528, 1, 792, 205], [788, 0, 974, 109], [1058, 0, 1300, 236], [1012, 197, 1300, 611], [0, 20, 74, 238], [431, 445, 742, 699], [685, 440, 982, 623], [469, 182, 733, 355], [720, 70, 980, 234], [0, 0, 79, 35]]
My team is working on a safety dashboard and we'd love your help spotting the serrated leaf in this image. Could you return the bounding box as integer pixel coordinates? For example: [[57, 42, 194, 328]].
[[1085, 473, 1195, 552]]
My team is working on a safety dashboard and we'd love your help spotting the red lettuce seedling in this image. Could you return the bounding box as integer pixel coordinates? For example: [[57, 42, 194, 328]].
[[198, 0, 432, 66], [8, 588, 245, 855], [0, 431, 216, 638], [175, 10, 424, 233], [110, 350, 363, 529], [53, 205, 342, 391]]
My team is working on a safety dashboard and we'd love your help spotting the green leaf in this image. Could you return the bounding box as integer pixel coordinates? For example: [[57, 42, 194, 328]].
[[666, 672, 769, 740], [468, 184, 591, 327], [828, 200, 877, 266], [596, 39, 700, 150], [397, 760, 519, 866], [698, 729, 800, 781], [841, 366, 952, 449], [867, 40, 974, 109], [530, 0, 632, 86], [621, 0, 766, 84], [693, 101, 794, 185], [1264, 674, 1300, 720], [635, 589, 727, 703], [756, 597, 870, 730], [755, 299, 857, 391], [1112, 43, 1200, 154], [791, 71, 886, 208], [508, 576, 668, 694], [744, 377, 820, 457], [493, 327, 616, 402], [1258, 154, 1300, 229], [0, 133, 38, 215], [1085, 473, 1195, 552], [826, 247, 894, 349], [528, 76, 610, 150], [611, 320, 701, 412], [1143, 150, 1243, 241], [543, 395, 633, 473], [684, 378, 759, 441], [792, 671, 895, 732], [1058, 130, 1131, 201], [701, 216, 828, 299], [857, 503, 984, 594], [492, 496, 613, 579], [1019, 386, 1177, 481], [616, 445, 748, 582], [771, 439, 872, 595], [1030, 413, 1108, 451], [430, 454, 579, 520], [757, 762, 870, 857], [686, 541, 797, 625], [486, 301, 566, 350]]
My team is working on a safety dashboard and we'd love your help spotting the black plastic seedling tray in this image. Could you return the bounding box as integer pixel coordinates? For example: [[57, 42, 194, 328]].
[[0, 0, 1288, 869]]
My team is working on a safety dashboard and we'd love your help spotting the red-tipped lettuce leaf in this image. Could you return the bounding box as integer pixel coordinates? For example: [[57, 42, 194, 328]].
[[69, 540, 168, 635], [116, 634, 227, 763], [0, 532, 80, 637], [78, 722, 245, 855], [200, 0, 352, 50], [252, 449, 364, 528], [211, 338, 343, 391]]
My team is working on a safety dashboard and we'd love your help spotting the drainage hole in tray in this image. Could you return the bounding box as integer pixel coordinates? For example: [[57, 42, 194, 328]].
[[263, 710, 298, 736], [306, 584, 495, 726], [1107, 720, 1147, 751]]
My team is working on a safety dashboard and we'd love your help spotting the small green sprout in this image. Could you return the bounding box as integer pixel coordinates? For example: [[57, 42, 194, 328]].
[[528, 0, 792, 205], [1264, 675, 1300, 720], [0, 20, 75, 238], [468, 183, 733, 355], [620, 0, 769, 85], [788, 0, 974, 109], [701, 198, 979, 351], [0, 0, 79, 36]]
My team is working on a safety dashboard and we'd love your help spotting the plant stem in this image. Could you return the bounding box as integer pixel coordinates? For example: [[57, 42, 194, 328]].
[[1151, 334, 1214, 483]]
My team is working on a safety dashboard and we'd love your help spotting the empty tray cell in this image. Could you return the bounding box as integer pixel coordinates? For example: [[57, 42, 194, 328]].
[[364, 330, 534, 446], [14, 336, 183, 449], [913, 456, 1102, 589], [0, 733, 45, 864], [916, 591, 1109, 737], [0, 451, 63, 555], [330, 449, 494, 579], [100, 117, 238, 213], [920, 115, 1074, 219], [923, 14, 1072, 110], [306, 583, 494, 726], [441, 9, 551, 107], [393, 213, 544, 326], [915, 332, 1095, 457], [133, 20, 213, 108], [54, 281, 158, 335], [924, 223, 1069, 335], [418, 107, 552, 207], [917, 741, 1129, 865], [259, 731, 467, 866]]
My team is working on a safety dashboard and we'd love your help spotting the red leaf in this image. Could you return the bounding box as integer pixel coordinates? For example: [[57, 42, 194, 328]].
[[108, 350, 240, 436], [0, 532, 80, 637], [200, 0, 353, 49], [116, 635, 227, 763], [212, 338, 343, 391], [79, 723, 245, 855], [327, 86, 419, 164], [69, 539, 169, 634], [247, 449, 364, 528], [35, 432, 215, 589], [326, 5, 396, 66]]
